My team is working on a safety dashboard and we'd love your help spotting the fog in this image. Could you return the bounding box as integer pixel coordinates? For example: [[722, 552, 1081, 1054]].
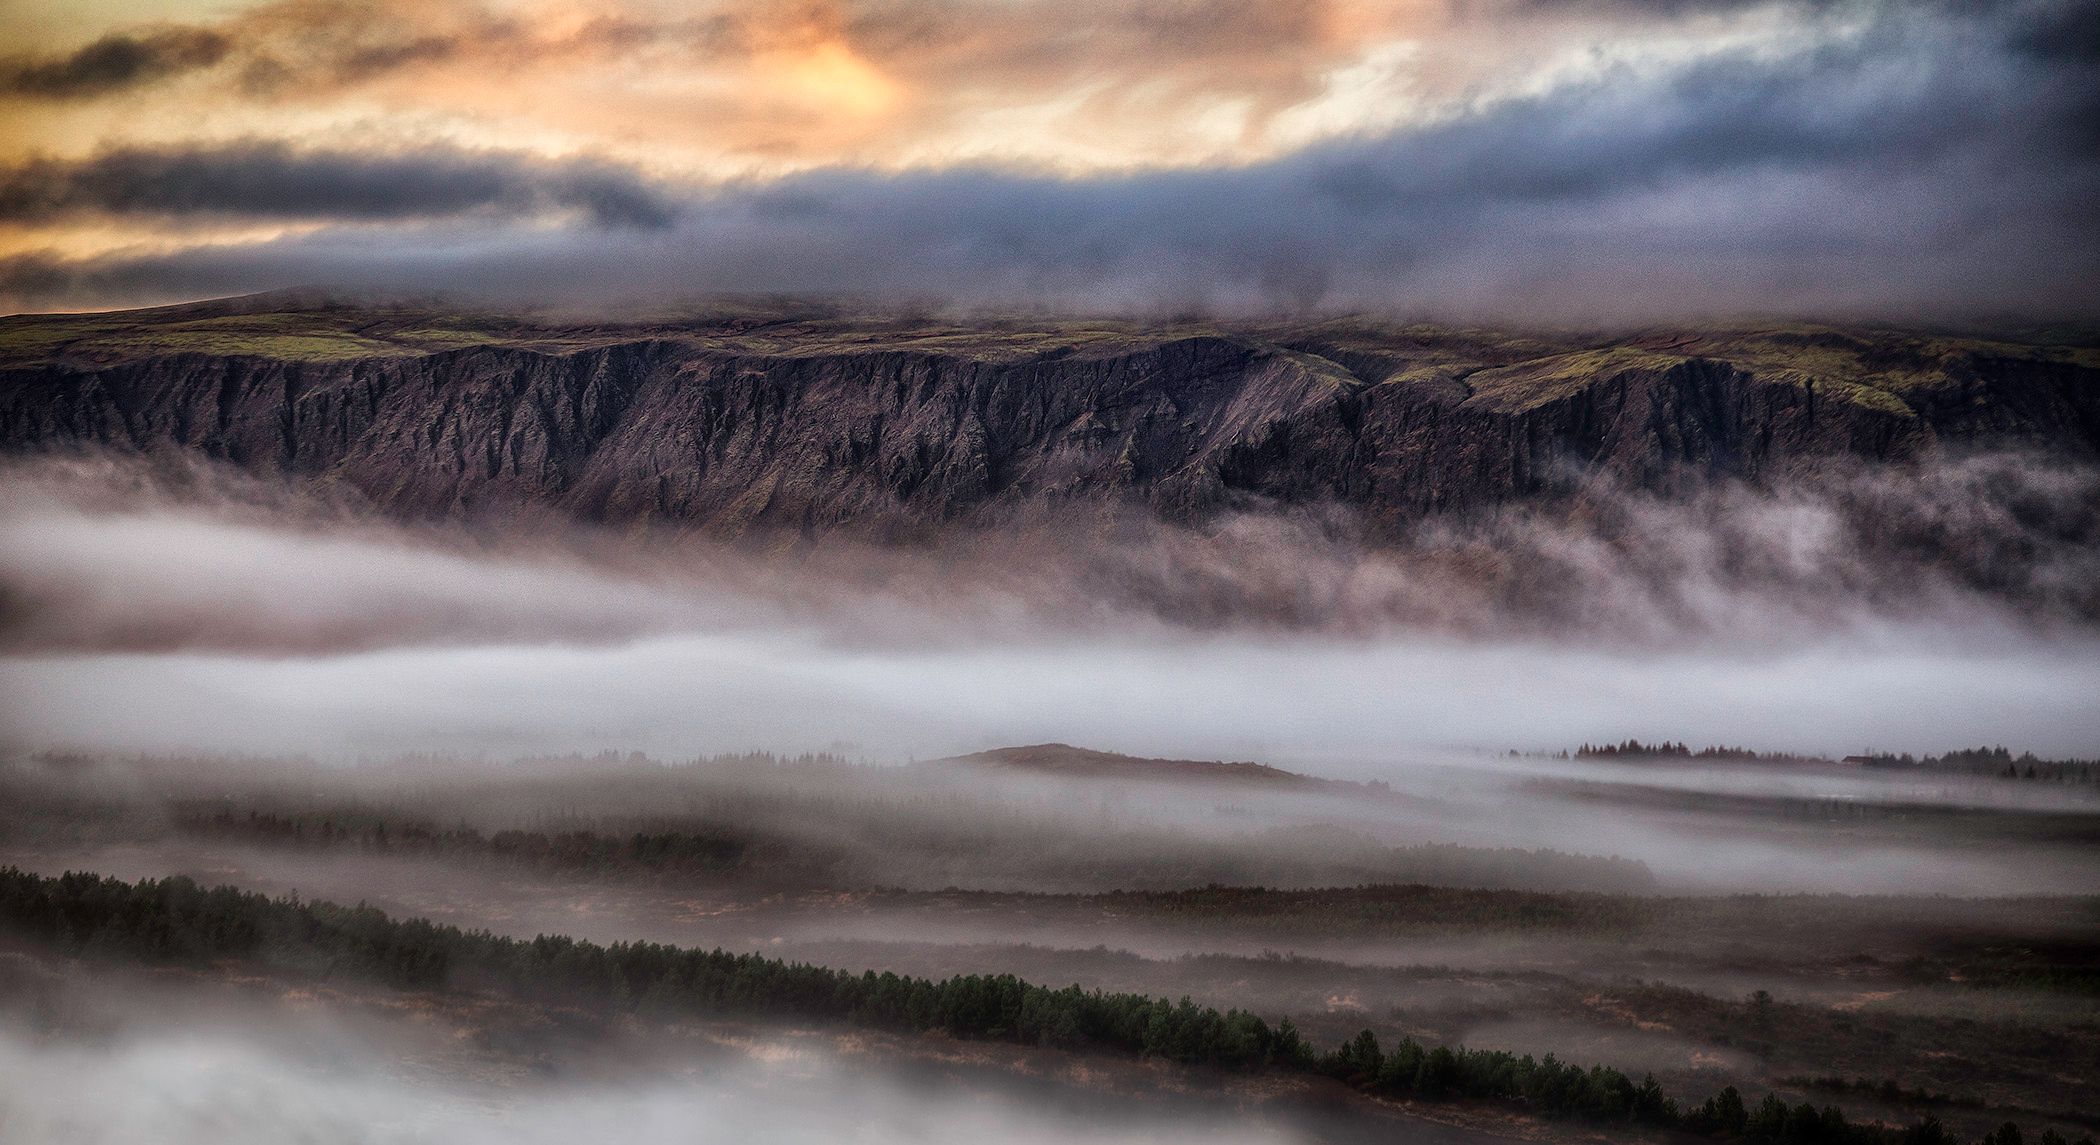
[[2, 452, 2098, 906], [0, 946, 1518, 1145], [0, 1036, 1275, 1145], [7, 628, 2098, 766], [0, 1007, 1305, 1145], [3, 454, 2098, 765], [6, 726, 2095, 900]]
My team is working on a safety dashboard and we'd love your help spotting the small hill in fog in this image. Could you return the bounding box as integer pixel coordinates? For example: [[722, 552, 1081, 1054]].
[[933, 743, 1335, 788]]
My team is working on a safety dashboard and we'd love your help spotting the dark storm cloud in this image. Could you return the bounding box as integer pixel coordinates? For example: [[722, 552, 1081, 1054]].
[[0, 143, 680, 228], [6, 1, 2095, 320], [0, 29, 231, 100]]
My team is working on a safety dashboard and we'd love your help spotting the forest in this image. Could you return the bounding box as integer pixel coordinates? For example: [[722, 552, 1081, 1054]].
[[1, 867, 2087, 1145]]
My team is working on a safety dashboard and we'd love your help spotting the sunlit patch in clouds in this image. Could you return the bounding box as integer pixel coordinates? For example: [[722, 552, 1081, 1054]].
[[0, 0, 1472, 173]]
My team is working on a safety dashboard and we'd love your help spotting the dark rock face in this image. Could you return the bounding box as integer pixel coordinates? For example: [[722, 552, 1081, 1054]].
[[4, 324, 2096, 536]]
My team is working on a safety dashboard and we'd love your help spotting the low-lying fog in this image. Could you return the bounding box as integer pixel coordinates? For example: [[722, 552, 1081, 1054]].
[[5, 454, 2096, 1144], [0, 953, 1486, 1145], [8, 752, 2094, 897], [10, 627, 2097, 764], [0, 1021, 1295, 1145], [3, 455, 2097, 765]]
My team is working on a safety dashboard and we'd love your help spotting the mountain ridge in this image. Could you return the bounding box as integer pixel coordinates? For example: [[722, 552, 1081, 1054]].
[[3, 299, 2096, 538]]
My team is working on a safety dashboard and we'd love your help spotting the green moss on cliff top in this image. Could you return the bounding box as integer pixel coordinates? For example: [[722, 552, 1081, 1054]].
[[1, 300, 2089, 426], [0, 309, 508, 365], [1459, 346, 1690, 413]]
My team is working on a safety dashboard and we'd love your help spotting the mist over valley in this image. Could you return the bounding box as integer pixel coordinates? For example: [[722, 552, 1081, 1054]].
[[5, 0, 2100, 1139]]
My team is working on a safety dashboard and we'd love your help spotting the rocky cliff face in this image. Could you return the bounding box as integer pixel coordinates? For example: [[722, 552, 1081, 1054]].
[[2, 305, 2095, 536]]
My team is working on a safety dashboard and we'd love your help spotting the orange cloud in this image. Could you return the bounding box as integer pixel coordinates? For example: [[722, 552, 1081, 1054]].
[[0, 0, 1826, 281], [0, 1, 1465, 175]]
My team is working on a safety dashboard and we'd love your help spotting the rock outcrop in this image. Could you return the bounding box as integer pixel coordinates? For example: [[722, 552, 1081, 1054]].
[[2, 302, 2094, 536]]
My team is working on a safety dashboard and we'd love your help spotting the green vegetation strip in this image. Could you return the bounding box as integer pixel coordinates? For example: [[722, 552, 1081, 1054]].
[[0, 868, 2081, 1145]]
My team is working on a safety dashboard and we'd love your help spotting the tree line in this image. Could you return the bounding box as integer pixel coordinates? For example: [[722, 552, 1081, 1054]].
[[1574, 740, 1807, 763], [1857, 747, 2097, 784], [161, 801, 1655, 894], [1564, 741, 2097, 784], [0, 867, 2083, 1145], [179, 809, 753, 875]]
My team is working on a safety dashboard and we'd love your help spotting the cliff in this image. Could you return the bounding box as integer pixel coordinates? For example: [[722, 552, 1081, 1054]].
[[2, 299, 2095, 536]]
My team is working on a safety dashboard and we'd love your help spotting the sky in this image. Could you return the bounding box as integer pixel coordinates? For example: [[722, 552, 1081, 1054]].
[[0, 0, 2096, 317]]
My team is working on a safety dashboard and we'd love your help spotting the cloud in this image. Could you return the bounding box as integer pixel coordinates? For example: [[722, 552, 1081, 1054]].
[[0, 1, 2094, 319], [0, 29, 230, 100], [4, 446, 2096, 659], [0, 2, 539, 102], [0, 142, 680, 228], [0, 1, 1425, 169]]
